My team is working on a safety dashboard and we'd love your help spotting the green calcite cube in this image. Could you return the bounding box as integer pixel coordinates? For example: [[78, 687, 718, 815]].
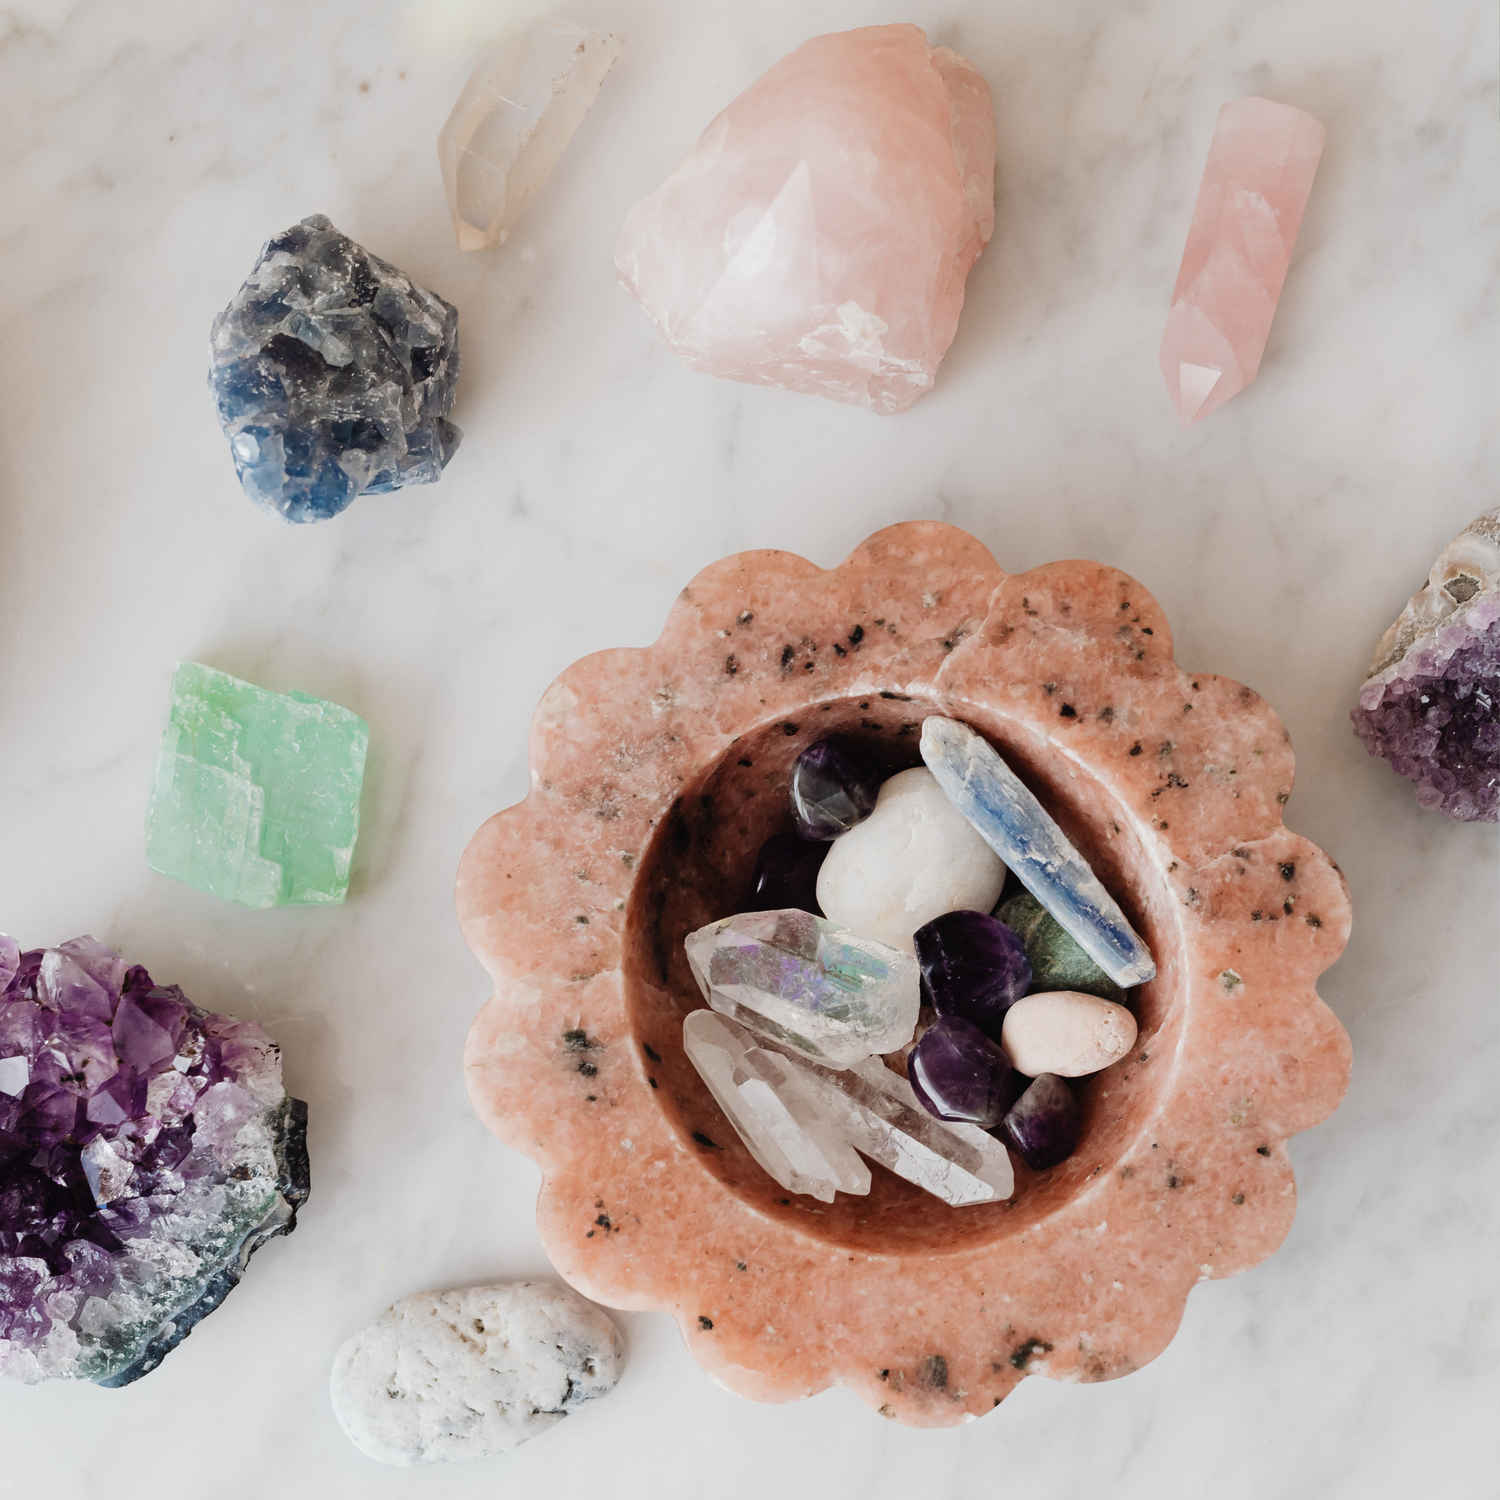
[[998, 890, 1127, 1003], [146, 661, 369, 908]]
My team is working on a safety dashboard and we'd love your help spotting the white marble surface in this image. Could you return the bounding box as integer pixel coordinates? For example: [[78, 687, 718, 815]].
[[0, 0, 1496, 1494]]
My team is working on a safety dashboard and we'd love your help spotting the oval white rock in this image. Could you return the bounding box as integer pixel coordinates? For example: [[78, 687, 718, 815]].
[[1000, 991, 1138, 1078], [816, 767, 1007, 953], [330, 1281, 625, 1467]]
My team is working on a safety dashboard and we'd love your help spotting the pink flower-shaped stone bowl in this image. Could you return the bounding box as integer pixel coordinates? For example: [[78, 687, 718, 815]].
[[458, 522, 1352, 1426]]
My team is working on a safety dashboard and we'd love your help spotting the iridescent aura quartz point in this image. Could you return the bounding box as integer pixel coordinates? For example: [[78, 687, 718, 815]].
[[919, 717, 1155, 988], [684, 908, 919, 1069], [146, 662, 369, 908], [1353, 507, 1500, 821], [438, 23, 624, 251], [1159, 98, 1325, 426]]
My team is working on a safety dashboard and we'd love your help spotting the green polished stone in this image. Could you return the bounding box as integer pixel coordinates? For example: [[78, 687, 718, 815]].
[[998, 890, 1126, 1003], [145, 661, 369, 908]]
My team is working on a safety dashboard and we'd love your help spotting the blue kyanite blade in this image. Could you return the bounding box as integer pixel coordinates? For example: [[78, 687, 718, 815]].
[[919, 717, 1156, 988]]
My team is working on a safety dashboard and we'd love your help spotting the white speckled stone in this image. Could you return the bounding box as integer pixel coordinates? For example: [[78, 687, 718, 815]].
[[816, 767, 1006, 952], [329, 1281, 625, 1467], [1000, 990, 1139, 1078]]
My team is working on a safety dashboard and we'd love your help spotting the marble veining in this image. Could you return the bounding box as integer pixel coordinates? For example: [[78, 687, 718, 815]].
[[0, 0, 1494, 1494]]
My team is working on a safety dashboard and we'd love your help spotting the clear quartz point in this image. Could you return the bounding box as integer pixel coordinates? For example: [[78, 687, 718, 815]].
[[684, 908, 920, 1068], [683, 1011, 1013, 1206], [682, 1011, 869, 1202], [437, 22, 624, 251], [787, 1052, 1014, 1206]]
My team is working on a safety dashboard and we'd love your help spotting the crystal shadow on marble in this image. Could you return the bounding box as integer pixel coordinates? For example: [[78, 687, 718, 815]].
[[210, 214, 461, 522]]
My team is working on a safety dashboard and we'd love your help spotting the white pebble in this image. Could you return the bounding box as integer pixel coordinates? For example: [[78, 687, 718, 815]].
[[1000, 991, 1138, 1077], [330, 1281, 624, 1467], [816, 767, 1006, 952]]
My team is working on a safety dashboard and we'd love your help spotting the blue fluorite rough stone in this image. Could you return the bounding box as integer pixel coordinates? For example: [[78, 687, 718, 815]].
[[1001, 1073, 1080, 1170], [913, 909, 1031, 1039], [790, 740, 881, 840], [209, 215, 462, 523], [908, 1015, 1021, 1130]]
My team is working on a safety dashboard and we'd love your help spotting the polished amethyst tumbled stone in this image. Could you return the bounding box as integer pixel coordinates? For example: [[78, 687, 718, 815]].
[[789, 740, 881, 840], [746, 832, 826, 915], [0, 933, 308, 1385], [913, 910, 1031, 1040], [908, 1015, 1022, 1130], [1001, 1072, 1080, 1170]]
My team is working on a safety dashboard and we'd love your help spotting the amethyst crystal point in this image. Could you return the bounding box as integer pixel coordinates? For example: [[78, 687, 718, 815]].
[[747, 831, 826, 914], [908, 1015, 1021, 1130], [790, 740, 881, 840], [1001, 1073, 1080, 1171], [913, 910, 1030, 1039], [1353, 508, 1500, 821], [0, 934, 309, 1385]]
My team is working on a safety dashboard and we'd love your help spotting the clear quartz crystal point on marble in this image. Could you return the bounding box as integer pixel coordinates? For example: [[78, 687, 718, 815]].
[[1158, 98, 1325, 426], [682, 1011, 870, 1202], [614, 24, 995, 414], [685, 909, 919, 1068], [438, 22, 624, 251], [920, 718, 1155, 988], [1352, 507, 1500, 821]]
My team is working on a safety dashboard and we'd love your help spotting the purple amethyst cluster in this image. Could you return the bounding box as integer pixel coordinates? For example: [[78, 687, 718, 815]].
[[1352, 588, 1500, 823], [0, 933, 308, 1385]]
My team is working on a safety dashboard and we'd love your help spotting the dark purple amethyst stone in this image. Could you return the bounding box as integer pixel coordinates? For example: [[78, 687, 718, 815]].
[[789, 740, 881, 840], [0, 933, 308, 1386], [1001, 1073, 1081, 1171], [913, 910, 1031, 1041], [746, 832, 826, 915], [908, 1015, 1023, 1130]]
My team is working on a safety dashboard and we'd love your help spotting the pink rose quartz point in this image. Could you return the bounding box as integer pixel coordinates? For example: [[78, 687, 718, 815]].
[[1159, 98, 1326, 426], [457, 521, 1352, 1427], [614, 25, 996, 415]]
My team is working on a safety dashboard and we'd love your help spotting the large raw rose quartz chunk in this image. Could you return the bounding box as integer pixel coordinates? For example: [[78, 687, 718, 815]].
[[1159, 97, 1325, 426], [614, 24, 996, 415]]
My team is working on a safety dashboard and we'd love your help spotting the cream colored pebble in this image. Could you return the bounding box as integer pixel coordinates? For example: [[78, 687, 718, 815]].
[[1000, 991, 1138, 1078]]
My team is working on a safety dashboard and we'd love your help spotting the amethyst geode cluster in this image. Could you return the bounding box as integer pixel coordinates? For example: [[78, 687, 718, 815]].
[[1353, 507, 1500, 823], [0, 934, 308, 1385]]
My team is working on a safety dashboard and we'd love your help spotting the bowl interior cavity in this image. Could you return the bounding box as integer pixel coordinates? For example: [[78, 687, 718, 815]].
[[622, 693, 1180, 1255]]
